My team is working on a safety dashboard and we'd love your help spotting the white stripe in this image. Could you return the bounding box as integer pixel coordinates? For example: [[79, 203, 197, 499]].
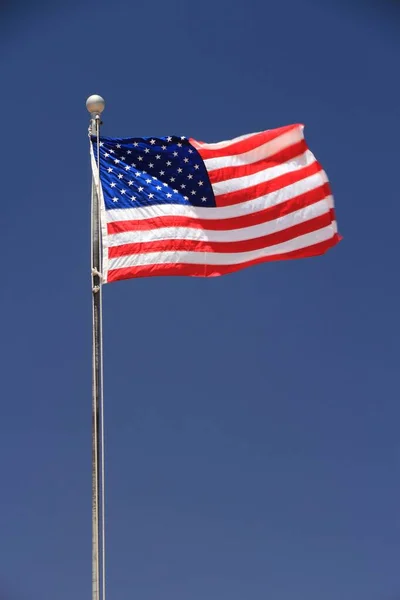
[[90, 142, 110, 282], [105, 172, 330, 224], [191, 131, 260, 150], [108, 224, 336, 270], [108, 199, 331, 247], [204, 127, 304, 172], [212, 150, 316, 196]]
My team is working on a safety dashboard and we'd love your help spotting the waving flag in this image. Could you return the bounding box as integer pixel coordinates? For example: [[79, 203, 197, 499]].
[[91, 124, 340, 283]]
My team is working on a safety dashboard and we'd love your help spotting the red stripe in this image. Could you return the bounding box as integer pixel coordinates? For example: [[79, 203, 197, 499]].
[[215, 161, 323, 207], [208, 140, 307, 184], [107, 183, 331, 235], [192, 124, 302, 160], [107, 235, 341, 282], [108, 213, 334, 258]]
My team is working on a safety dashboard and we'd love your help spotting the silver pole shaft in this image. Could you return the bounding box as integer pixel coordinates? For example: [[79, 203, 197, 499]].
[[90, 112, 104, 600]]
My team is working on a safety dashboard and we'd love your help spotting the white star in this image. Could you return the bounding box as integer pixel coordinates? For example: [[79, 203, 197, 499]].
[[152, 176, 158, 180], [198, 181, 204, 186], [107, 168, 113, 173], [135, 172, 141, 177], [177, 143, 182, 147], [166, 161, 172, 166], [128, 181, 134, 186], [144, 148, 150, 154], [173, 151, 178, 157], [149, 163, 154, 168], [183, 158, 189, 163], [187, 174, 193, 180], [116, 144, 121, 148], [166, 136, 172, 142], [104, 153, 109, 158], [173, 189, 178, 193], [148, 193, 154, 199], [162, 145, 167, 150], [127, 150, 132, 155], [121, 189, 126, 195], [163, 182, 168, 187], [138, 156, 143, 161], [131, 196, 136, 201], [114, 159, 120, 164], [156, 154, 161, 160], [100, 142, 104, 147], [112, 197, 118, 202], [191, 190, 196, 195], [156, 186, 162, 191], [109, 149, 115, 154], [133, 142, 138, 147], [184, 195, 189, 200], [188, 149, 193, 154], [131, 163, 136, 168], [125, 165, 131, 171], [180, 136, 186, 140], [121, 156, 126, 161], [180, 183, 186, 189], [159, 170, 165, 175], [165, 192, 172, 198], [194, 165, 200, 170], [201, 196, 207, 202], [150, 139, 156, 145], [118, 174, 123, 179], [170, 177, 175, 182], [110, 182, 117, 188], [177, 168, 183, 173], [138, 186, 144, 192], [146, 179, 152, 183]]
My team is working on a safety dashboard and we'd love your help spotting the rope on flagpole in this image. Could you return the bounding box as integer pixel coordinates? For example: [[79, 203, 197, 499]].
[[96, 112, 107, 600], [90, 172, 100, 600]]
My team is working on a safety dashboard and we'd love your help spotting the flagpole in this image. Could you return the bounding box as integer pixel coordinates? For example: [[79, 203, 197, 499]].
[[87, 94, 106, 600]]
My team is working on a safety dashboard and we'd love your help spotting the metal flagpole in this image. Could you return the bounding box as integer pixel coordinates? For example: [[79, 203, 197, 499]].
[[87, 94, 106, 600]]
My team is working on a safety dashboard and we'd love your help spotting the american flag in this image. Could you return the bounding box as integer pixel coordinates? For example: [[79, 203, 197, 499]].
[[91, 124, 340, 283]]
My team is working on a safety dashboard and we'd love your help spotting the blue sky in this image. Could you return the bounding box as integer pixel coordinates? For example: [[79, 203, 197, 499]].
[[1, 1, 399, 599]]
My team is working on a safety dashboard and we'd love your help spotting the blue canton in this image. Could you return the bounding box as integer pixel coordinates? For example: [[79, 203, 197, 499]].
[[92, 136, 216, 210]]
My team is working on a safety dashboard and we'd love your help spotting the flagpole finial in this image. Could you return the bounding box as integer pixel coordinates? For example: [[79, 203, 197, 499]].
[[86, 94, 105, 116]]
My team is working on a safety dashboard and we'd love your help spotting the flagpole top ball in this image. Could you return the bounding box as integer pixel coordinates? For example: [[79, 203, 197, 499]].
[[86, 94, 105, 115]]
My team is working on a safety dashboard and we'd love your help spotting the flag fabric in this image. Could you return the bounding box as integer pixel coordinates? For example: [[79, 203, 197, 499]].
[[91, 124, 340, 283]]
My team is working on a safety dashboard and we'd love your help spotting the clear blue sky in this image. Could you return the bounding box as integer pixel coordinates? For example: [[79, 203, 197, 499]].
[[1, 1, 399, 599]]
